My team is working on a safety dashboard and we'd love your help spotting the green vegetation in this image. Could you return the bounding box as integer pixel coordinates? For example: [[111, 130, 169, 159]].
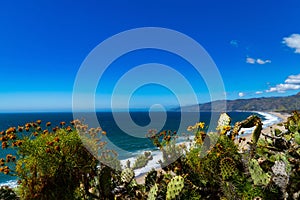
[[179, 92, 300, 112], [0, 186, 19, 200], [1, 111, 300, 199]]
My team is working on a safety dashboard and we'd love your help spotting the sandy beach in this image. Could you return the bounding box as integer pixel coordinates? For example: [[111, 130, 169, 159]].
[[261, 112, 290, 134]]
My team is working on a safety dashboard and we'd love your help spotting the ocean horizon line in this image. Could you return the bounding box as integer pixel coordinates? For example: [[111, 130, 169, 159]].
[[0, 109, 286, 114]]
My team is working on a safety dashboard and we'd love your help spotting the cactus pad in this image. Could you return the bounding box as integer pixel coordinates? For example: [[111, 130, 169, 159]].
[[121, 168, 134, 184], [220, 157, 236, 180], [218, 113, 231, 128], [166, 175, 184, 200], [147, 183, 158, 200], [217, 113, 231, 134], [295, 131, 300, 145], [271, 160, 289, 189], [249, 159, 271, 186]]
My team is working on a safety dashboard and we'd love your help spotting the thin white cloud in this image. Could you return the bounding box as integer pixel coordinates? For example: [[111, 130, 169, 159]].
[[255, 91, 263, 94], [256, 59, 271, 65], [285, 74, 300, 84], [266, 84, 300, 93], [283, 34, 300, 53], [246, 57, 255, 64], [238, 92, 245, 97], [230, 40, 239, 47], [246, 57, 271, 65], [266, 74, 300, 93]]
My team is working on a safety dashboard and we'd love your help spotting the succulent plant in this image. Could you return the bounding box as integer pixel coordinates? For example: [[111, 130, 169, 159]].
[[217, 113, 231, 135], [132, 151, 153, 170], [295, 131, 300, 145], [0, 186, 18, 200], [287, 112, 300, 144], [249, 159, 271, 186], [220, 157, 236, 180], [286, 111, 300, 134], [99, 166, 113, 198], [121, 168, 135, 184], [147, 183, 158, 200], [272, 160, 289, 199], [166, 175, 184, 200], [218, 113, 231, 128], [220, 181, 238, 200], [145, 169, 157, 191], [231, 115, 262, 158]]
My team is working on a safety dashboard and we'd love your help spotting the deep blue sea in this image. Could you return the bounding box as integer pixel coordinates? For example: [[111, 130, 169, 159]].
[[0, 111, 280, 187]]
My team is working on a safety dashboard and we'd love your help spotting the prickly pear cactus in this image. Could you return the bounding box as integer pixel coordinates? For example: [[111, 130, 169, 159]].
[[145, 169, 157, 191], [271, 161, 289, 190], [252, 119, 262, 146], [218, 113, 231, 127], [99, 166, 113, 198], [0, 186, 18, 200], [128, 178, 138, 188], [121, 168, 134, 184], [147, 183, 158, 200], [294, 131, 300, 145], [217, 113, 231, 134], [220, 157, 236, 180], [132, 151, 153, 170], [231, 115, 262, 141], [285, 111, 300, 146], [249, 159, 271, 186], [286, 111, 300, 134], [166, 175, 184, 200]]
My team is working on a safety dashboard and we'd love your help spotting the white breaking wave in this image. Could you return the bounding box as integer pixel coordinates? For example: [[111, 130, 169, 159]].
[[0, 180, 18, 188]]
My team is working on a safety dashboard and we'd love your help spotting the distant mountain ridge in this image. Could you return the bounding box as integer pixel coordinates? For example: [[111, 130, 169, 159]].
[[177, 92, 300, 112]]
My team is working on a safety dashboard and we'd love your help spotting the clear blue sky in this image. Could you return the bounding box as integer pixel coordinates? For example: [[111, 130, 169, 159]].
[[1, 0, 300, 112]]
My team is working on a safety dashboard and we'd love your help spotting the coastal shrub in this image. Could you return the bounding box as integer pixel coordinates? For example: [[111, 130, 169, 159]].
[[0, 119, 119, 200], [147, 129, 184, 171], [1, 111, 300, 199]]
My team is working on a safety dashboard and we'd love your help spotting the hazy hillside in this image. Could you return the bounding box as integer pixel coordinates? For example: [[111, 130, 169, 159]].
[[177, 92, 300, 112]]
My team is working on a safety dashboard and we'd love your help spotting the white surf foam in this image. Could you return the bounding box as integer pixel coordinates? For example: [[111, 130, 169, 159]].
[[0, 180, 18, 188]]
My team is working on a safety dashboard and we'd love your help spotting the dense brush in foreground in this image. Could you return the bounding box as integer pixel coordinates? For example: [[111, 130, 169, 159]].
[[0, 112, 300, 199]]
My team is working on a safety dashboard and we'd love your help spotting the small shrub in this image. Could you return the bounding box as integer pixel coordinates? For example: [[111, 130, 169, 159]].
[[0, 120, 115, 200]]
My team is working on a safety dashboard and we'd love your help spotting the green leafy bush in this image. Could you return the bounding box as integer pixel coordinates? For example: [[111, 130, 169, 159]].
[[0, 120, 117, 199]]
